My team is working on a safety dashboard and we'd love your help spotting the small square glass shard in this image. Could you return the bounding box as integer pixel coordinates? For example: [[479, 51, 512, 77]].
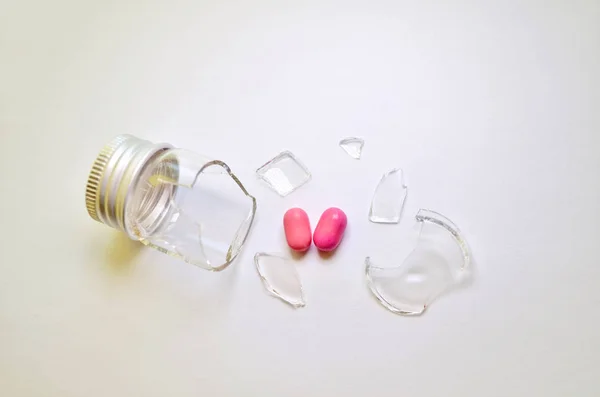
[[339, 137, 364, 159], [369, 168, 408, 224], [256, 151, 311, 197], [254, 252, 305, 308]]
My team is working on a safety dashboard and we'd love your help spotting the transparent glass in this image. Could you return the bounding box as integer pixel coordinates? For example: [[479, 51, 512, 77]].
[[369, 168, 408, 224], [254, 252, 305, 308], [365, 209, 471, 315], [339, 137, 364, 159], [256, 151, 311, 196], [126, 149, 257, 271]]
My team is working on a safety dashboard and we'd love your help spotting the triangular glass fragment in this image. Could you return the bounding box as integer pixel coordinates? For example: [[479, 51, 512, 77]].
[[339, 137, 365, 159]]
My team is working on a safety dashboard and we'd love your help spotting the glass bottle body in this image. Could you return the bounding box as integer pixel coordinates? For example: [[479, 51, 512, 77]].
[[86, 135, 256, 271]]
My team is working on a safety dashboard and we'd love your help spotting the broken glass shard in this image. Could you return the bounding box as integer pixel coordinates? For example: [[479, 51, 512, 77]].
[[256, 151, 311, 197], [369, 168, 408, 224], [339, 137, 364, 159], [365, 209, 472, 315], [254, 252, 305, 308]]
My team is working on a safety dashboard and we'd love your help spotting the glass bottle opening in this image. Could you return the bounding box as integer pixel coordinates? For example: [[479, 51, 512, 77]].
[[125, 149, 257, 271]]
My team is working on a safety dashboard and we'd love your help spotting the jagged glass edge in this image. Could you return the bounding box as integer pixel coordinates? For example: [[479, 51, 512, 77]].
[[140, 160, 257, 272], [254, 252, 306, 308], [365, 209, 471, 315], [415, 209, 471, 270], [368, 168, 408, 224]]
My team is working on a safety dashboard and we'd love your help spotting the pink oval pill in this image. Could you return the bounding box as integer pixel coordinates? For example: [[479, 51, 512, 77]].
[[313, 207, 347, 252], [283, 208, 312, 252]]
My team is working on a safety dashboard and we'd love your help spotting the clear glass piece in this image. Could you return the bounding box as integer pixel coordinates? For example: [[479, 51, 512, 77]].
[[254, 252, 305, 308], [127, 150, 257, 271], [365, 209, 471, 315], [256, 151, 311, 197], [339, 137, 364, 159], [369, 168, 408, 224]]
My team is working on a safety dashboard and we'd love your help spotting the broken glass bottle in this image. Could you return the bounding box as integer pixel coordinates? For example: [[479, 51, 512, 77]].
[[85, 134, 257, 271], [365, 209, 471, 315]]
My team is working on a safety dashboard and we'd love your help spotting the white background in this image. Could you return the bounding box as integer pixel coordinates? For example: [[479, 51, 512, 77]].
[[1, 1, 599, 396]]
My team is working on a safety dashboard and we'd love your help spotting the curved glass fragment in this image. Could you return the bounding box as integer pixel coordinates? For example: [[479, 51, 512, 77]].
[[254, 253, 305, 308], [369, 168, 408, 224], [365, 209, 471, 315]]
